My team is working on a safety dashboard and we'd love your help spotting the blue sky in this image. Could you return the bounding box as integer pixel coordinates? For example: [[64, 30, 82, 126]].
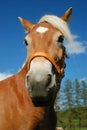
[[0, 0, 87, 82]]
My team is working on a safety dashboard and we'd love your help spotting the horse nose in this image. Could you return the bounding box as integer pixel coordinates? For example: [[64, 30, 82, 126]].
[[26, 73, 52, 86], [26, 73, 52, 92]]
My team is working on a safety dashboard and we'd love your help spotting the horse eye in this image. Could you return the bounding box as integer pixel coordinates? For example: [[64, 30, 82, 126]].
[[24, 39, 28, 46], [58, 35, 64, 43]]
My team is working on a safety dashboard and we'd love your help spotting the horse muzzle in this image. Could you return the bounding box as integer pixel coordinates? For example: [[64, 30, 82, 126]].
[[31, 86, 55, 107], [25, 57, 56, 107]]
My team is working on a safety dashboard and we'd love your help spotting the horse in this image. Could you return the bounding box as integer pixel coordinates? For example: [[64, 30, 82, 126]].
[[0, 7, 72, 130]]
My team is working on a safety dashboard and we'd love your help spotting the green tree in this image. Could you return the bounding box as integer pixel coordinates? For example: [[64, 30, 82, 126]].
[[74, 79, 82, 129], [74, 79, 81, 107], [64, 79, 73, 108], [81, 80, 87, 107], [81, 80, 87, 127], [63, 79, 74, 130]]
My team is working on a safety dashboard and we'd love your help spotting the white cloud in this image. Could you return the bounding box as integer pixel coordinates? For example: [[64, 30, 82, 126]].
[[0, 72, 13, 81], [65, 35, 87, 54]]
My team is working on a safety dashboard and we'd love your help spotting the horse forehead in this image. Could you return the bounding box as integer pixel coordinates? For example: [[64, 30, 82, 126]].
[[26, 22, 62, 44], [32, 22, 57, 35]]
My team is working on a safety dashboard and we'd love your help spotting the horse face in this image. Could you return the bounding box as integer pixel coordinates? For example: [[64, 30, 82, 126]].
[[24, 23, 64, 106]]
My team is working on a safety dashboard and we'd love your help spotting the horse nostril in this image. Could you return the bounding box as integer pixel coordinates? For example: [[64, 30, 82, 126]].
[[46, 74, 52, 86], [27, 75, 30, 81]]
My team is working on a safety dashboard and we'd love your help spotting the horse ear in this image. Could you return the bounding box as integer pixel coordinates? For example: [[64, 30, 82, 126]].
[[18, 17, 34, 32], [61, 7, 72, 23]]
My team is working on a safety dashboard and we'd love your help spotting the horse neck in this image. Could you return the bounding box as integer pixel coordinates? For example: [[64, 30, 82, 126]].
[[14, 62, 29, 98], [16, 62, 28, 81]]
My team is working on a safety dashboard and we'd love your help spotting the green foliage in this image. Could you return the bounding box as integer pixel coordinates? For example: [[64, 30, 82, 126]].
[[74, 79, 81, 106], [81, 80, 87, 106]]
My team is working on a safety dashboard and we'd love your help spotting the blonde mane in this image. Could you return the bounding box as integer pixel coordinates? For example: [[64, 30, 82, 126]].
[[39, 15, 73, 43]]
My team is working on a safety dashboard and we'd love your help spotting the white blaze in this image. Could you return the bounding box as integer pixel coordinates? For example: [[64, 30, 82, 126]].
[[36, 26, 48, 33]]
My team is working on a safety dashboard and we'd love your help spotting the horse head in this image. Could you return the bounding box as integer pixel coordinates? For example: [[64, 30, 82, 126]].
[[18, 7, 72, 107]]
